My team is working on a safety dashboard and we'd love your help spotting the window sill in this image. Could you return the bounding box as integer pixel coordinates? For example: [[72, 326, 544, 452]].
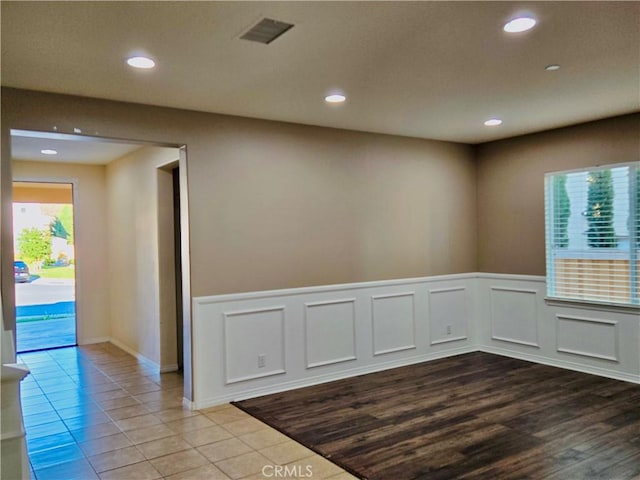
[[545, 297, 640, 314]]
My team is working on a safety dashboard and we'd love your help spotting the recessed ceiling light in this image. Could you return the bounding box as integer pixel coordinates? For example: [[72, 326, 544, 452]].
[[484, 119, 503, 127], [545, 64, 561, 71], [40, 149, 58, 155], [325, 94, 346, 104], [126, 56, 156, 69], [503, 16, 537, 33]]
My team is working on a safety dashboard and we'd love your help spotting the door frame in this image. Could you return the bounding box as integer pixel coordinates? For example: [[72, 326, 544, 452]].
[[11, 177, 80, 349]]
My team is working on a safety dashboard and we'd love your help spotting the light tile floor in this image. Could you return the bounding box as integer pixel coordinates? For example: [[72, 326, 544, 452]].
[[19, 343, 357, 480]]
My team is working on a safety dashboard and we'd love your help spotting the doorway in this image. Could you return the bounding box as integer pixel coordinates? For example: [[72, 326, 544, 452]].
[[173, 167, 184, 371], [13, 181, 77, 352], [9, 129, 192, 400]]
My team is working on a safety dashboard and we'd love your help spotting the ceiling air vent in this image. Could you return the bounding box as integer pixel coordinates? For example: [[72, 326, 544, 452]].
[[240, 18, 294, 44]]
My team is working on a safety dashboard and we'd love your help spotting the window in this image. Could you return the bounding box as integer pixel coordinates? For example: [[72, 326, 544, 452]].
[[545, 162, 639, 306]]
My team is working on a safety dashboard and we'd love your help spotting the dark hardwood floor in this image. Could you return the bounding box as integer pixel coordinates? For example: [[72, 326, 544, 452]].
[[234, 352, 640, 480]]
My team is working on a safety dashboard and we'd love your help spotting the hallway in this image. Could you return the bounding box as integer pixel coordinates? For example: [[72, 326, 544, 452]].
[[20, 343, 353, 479]]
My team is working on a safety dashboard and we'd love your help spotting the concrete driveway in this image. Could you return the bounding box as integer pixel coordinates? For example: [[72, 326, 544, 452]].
[[15, 277, 75, 306]]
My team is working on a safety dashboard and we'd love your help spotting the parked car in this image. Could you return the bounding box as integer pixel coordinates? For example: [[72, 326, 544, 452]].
[[14, 261, 30, 283]]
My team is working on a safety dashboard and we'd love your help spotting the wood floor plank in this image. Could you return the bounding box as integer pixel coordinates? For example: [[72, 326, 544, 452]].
[[234, 352, 640, 480]]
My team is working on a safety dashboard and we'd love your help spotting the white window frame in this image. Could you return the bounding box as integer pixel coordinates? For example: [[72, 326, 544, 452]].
[[544, 161, 639, 308]]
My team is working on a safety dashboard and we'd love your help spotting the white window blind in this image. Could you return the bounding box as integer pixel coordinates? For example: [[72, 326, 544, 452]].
[[544, 162, 639, 306]]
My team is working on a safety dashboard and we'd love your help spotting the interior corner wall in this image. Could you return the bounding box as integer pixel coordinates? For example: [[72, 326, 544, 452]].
[[1, 88, 478, 299], [1, 127, 16, 363], [10, 161, 110, 344], [475, 113, 640, 275], [106, 146, 179, 367]]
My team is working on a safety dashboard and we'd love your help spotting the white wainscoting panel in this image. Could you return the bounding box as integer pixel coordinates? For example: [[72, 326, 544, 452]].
[[190, 273, 638, 409], [490, 287, 539, 348], [429, 287, 469, 345], [371, 292, 416, 356], [224, 307, 286, 384], [305, 299, 357, 368], [556, 314, 619, 362]]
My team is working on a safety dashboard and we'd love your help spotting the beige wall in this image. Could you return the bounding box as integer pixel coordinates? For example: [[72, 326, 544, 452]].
[[1, 88, 478, 299], [189, 121, 477, 295], [106, 146, 179, 367], [11, 160, 110, 344], [476, 113, 640, 275]]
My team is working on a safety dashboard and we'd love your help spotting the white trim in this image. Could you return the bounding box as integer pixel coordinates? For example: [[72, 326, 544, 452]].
[[108, 338, 160, 372], [307, 356, 357, 369], [373, 345, 417, 356], [556, 314, 620, 362], [490, 287, 539, 295], [489, 286, 540, 348], [304, 298, 357, 369], [223, 306, 286, 385], [191, 273, 640, 409], [371, 291, 416, 356], [490, 336, 540, 348], [78, 336, 110, 345], [160, 364, 179, 373], [304, 298, 357, 308], [479, 345, 639, 384], [195, 273, 476, 305], [477, 273, 546, 283], [556, 347, 618, 363], [226, 370, 287, 384], [428, 286, 466, 294], [182, 397, 196, 411], [223, 306, 286, 318], [545, 297, 640, 313], [431, 335, 468, 345], [555, 314, 618, 326], [194, 345, 477, 409]]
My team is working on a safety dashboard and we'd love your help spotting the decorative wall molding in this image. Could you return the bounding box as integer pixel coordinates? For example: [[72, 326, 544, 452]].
[[431, 336, 468, 346], [371, 292, 416, 356], [199, 345, 477, 409], [428, 286, 468, 345], [304, 298, 357, 369], [490, 286, 539, 348], [189, 273, 639, 409], [480, 345, 637, 384], [556, 314, 619, 362], [223, 306, 286, 384]]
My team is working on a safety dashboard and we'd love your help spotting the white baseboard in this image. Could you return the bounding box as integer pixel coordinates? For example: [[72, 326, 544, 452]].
[[78, 336, 110, 345], [479, 345, 640, 385], [192, 344, 639, 410], [108, 338, 160, 372], [193, 345, 476, 410], [191, 273, 640, 409], [182, 397, 196, 411], [160, 364, 179, 373]]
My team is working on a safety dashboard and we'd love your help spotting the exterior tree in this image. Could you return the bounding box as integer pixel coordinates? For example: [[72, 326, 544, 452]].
[[585, 170, 617, 248], [50, 217, 68, 240], [553, 175, 570, 248], [17, 227, 52, 269], [58, 205, 74, 245]]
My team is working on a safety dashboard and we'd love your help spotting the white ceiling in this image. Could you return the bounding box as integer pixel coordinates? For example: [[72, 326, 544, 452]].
[[11, 131, 143, 165], [1, 1, 639, 144]]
